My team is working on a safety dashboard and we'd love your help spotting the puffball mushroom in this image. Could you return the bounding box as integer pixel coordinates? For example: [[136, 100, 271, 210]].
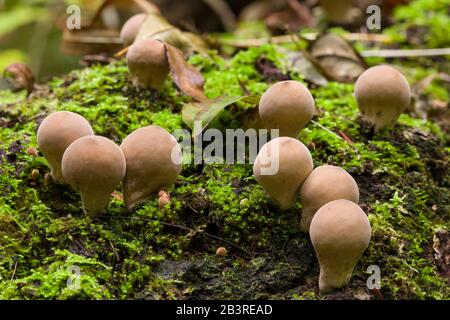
[[259, 80, 315, 138], [61, 136, 126, 217], [253, 137, 313, 210], [310, 199, 371, 293], [37, 111, 94, 184], [126, 38, 169, 91], [355, 65, 411, 131], [299, 165, 359, 233], [120, 125, 182, 211], [120, 13, 148, 46]]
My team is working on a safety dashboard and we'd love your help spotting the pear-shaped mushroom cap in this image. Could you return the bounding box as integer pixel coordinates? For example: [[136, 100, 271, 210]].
[[120, 13, 148, 46], [253, 137, 313, 210], [310, 199, 371, 293], [61, 136, 126, 217], [37, 111, 94, 184], [126, 38, 169, 91], [355, 65, 411, 131], [259, 80, 315, 138], [120, 125, 182, 211], [299, 165, 359, 232]]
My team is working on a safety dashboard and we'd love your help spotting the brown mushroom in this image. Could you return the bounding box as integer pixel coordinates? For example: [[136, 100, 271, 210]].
[[126, 38, 169, 91], [355, 65, 411, 131], [253, 137, 313, 210], [61, 136, 126, 217], [310, 199, 371, 293], [258, 80, 315, 138], [37, 111, 94, 184], [120, 125, 182, 211], [120, 13, 148, 46], [299, 165, 359, 232]]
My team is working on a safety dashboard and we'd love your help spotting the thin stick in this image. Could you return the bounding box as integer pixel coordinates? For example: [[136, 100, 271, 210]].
[[99, 216, 248, 255], [361, 48, 450, 58], [311, 120, 343, 141], [11, 260, 18, 281]]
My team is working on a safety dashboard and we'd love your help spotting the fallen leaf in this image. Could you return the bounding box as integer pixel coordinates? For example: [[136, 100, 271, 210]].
[[165, 43, 208, 102], [182, 95, 260, 136], [265, 0, 314, 32], [278, 47, 329, 86], [3, 63, 35, 95], [308, 33, 367, 83], [136, 13, 207, 54], [255, 56, 289, 82]]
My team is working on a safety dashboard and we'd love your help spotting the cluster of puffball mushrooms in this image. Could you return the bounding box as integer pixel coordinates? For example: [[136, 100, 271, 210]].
[[37, 112, 182, 216], [252, 65, 410, 292], [36, 12, 411, 293]]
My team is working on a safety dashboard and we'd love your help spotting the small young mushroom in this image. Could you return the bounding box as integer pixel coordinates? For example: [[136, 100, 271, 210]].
[[355, 65, 411, 131], [310, 199, 371, 293], [126, 38, 169, 91], [258, 80, 315, 138], [299, 165, 359, 233], [61, 136, 126, 217], [253, 137, 313, 210], [120, 125, 182, 211], [37, 111, 94, 184], [120, 13, 148, 46]]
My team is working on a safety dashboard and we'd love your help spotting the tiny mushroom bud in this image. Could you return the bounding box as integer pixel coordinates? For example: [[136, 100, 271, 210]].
[[158, 189, 171, 209], [310, 199, 371, 293], [61, 136, 126, 217], [126, 38, 169, 91], [355, 65, 411, 131], [37, 111, 94, 184], [120, 13, 148, 46], [253, 137, 313, 210], [299, 165, 359, 233], [120, 125, 182, 212], [26, 146, 38, 157], [216, 247, 227, 257], [31, 169, 40, 180], [259, 80, 315, 138]]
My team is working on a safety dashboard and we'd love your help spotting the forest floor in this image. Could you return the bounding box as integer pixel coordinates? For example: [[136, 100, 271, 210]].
[[0, 1, 449, 300]]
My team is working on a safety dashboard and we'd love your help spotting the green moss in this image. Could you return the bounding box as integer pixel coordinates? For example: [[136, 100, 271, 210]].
[[384, 0, 450, 48]]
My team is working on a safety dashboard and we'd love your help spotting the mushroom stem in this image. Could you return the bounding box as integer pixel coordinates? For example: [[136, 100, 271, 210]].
[[80, 191, 112, 217]]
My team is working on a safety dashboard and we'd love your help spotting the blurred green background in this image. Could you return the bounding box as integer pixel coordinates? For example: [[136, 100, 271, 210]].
[[0, 0, 88, 89]]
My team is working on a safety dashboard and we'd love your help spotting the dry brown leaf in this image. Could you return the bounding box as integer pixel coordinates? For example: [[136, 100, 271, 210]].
[[165, 43, 208, 102], [308, 33, 367, 83]]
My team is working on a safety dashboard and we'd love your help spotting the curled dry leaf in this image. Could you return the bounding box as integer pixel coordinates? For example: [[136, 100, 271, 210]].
[[165, 43, 208, 102], [135, 13, 208, 54], [278, 47, 329, 86], [182, 95, 260, 137], [3, 63, 35, 95], [308, 33, 367, 83]]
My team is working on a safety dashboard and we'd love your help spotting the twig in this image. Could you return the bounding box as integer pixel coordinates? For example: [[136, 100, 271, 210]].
[[361, 48, 450, 58], [338, 130, 354, 144], [11, 260, 18, 281], [99, 216, 248, 255], [216, 33, 392, 48], [311, 120, 344, 141]]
